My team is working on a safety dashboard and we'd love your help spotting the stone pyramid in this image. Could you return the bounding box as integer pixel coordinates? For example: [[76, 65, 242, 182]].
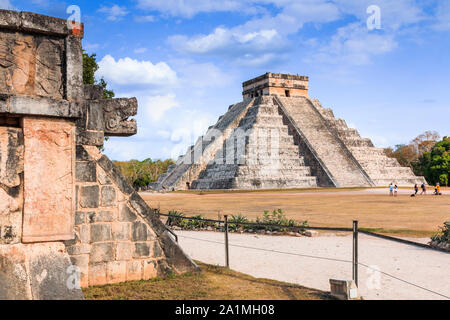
[[192, 97, 317, 189], [155, 73, 425, 190]]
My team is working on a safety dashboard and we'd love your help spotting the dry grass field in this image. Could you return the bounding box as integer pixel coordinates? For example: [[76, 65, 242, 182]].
[[141, 188, 450, 237], [84, 262, 329, 300]]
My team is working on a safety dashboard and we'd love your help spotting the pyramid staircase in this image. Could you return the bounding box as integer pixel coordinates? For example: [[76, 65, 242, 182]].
[[311, 99, 426, 186], [191, 97, 317, 189]]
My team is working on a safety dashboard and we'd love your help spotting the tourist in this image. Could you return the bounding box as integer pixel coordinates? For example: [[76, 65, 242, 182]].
[[394, 184, 398, 197], [435, 183, 441, 196], [414, 184, 419, 195], [389, 183, 394, 196], [421, 183, 426, 195]]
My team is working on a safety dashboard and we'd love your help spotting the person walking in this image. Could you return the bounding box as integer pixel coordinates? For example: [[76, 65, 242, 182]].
[[420, 183, 426, 195], [414, 184, 419, 195], [436, 183, 441, 195], [389, 183, 394, 196], [394, 184, 398, 197]]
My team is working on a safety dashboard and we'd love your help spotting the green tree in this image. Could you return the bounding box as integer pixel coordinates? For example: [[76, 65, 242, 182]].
[[82, 50, 114, 99], [414, 137, 450, 185], [113, 158, 175, 190]]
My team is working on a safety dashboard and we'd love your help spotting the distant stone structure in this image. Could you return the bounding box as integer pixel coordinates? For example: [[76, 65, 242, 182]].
[[0, 10, 197, 300], [156, 73, 425, 190]]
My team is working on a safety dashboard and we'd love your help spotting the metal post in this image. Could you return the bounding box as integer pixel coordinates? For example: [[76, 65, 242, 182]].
[[352, 220, 359, 287], [224, 215, 229, 268]]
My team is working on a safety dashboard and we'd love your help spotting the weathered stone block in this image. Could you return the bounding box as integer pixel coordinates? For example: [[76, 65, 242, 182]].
[[119, 203, 137, 222], [74, 211, 85, 225], [90, 242, 114, 263], [19, 11, 82, 37], [76, 145, 92, 161], [65, 35, 84, 101], [79, 225, 90, 243], [89, 263, 107, 286], [87, 102, 105, 131], [90, 224, 111, 242], [106, 261, 127, 284], [153, 241, 163, 258], [143, 260, 158, 280], [88, 210, 114, 223], [80, 185, 99, 208], [134, 242, 150, 258], [0, 244, 30, 299], [76, 130, 104, 146], [98, 169, 112, 185], [84, 85, 103, 100], [66, 243, 91, 255], [112, 222, 130, 241], [115, 242, 133, 261], [76, 161, 97, 182], [5, 96, 81, 118], [101, 186, 116, 206], [27, 242, 84, 300], [0, 127, 23, 188], [22, 118, 75, 243], [127, 260, 143, 282], [132, 221, 148, 241]]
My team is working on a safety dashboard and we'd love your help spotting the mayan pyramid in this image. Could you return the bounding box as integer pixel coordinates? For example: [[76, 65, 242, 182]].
[[155, 73, 425, 190]]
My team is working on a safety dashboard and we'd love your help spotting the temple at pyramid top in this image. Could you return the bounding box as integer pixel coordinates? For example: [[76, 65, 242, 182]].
[[243, 73, 309, 99]]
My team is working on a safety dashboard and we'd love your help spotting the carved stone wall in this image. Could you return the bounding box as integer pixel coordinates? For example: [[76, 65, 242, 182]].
[[0, 30, 65, 99], [0, 10, 198, 300]]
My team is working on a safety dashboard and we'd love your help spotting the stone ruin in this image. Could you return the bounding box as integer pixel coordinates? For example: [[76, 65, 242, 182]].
[[0, 10, 198, 300], [156, 72, 426, 190]]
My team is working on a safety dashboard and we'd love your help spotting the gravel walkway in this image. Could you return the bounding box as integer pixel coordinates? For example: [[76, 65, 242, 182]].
[[176, 231, 450, 300]]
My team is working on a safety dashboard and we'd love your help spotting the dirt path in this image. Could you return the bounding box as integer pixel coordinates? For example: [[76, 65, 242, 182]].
[[175, 231, 450, 300]]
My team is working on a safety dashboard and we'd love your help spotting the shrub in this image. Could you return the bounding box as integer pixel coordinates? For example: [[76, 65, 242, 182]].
[[166, 211, 187, 228], [256, 209, 308, 232], [431, 221, 450, 243], [185, 215, 217, 230], [228, 214, 249, 231]]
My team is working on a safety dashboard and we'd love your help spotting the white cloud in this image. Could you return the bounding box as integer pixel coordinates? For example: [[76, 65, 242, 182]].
[[306, 23, 397, 66], [141, 94, 179, 122], [97, 55, 178, 86], [98, 4, 129, 21], [168, 26, 287, 65], [169, 27, 282, 55]]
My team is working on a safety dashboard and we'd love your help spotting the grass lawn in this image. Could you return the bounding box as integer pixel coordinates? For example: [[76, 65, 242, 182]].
[[141, 188, 450, 237], [84, 262, 330, 300]]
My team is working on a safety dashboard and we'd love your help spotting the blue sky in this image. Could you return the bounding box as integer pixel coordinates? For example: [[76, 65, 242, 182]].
[[3, 0, 450, 161]]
